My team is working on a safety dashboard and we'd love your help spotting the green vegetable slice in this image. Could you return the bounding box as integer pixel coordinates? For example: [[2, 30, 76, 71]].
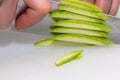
[[50, 40, 94, 46], [51, 17, 65, 22], [58, 5, 109, 20], [55, 49, 83, 66], [61, 0, 102, 12], [34, 38, 54, 46], [52, 34, 114, 45], [33, 0, 114, 46], [51, 20, 112, 31], [34, 37, 95, 46], [50, 11, 104, 23], [50, 27, 109, 37]]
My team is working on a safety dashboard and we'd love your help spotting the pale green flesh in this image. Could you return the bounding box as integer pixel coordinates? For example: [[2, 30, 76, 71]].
[[53, 34, 113, 45], [52, 20, 112, 31], [58, 5, 109, 20], [56, 49, 83, 66], [50, 40, 94, 46], [60, 0, 95, 11], [34, 38, 54, 46], [74, 55, 83, 60], [61, 0, 102, 12], [58, 5, 100, 19], [50, 11, 104, 23], [50, 27, 109, 37], [34, 33, 113, 46]]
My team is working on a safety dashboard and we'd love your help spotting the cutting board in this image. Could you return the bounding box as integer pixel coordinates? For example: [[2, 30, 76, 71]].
[[0, 29, 120, 80]]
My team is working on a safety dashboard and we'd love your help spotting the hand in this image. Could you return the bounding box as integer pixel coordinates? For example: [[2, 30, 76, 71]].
[[0, 0, 51, 30], [83, 0, 120, 15]]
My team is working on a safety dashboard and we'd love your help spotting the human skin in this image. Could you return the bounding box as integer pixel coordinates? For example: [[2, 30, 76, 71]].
[[83, 0, 120, 15], [0, 0, 51, 30]]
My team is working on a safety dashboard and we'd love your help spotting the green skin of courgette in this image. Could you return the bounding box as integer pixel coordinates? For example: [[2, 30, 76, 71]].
[[60, 0, 102, 12], [56, 49, 83, 66], [34, 38, 54, 46], [34, 37, 95, 46], [52, 34, 114, 45], [33, 34, 113, 46], [51, 20, 112, 31], [50, 27, 109, 37], [50, 11, 104, 23], [58, 5, 109, 20]]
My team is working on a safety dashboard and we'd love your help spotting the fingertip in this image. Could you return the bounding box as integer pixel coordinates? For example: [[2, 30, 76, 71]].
[[15, 13, 31, 30], [95, 0, 112, 14], [0, 26, 9, 30], [109, 0, 120, 16]]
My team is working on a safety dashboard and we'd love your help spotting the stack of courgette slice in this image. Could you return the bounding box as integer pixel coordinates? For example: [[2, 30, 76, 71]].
[[34, 0, 114, 46]]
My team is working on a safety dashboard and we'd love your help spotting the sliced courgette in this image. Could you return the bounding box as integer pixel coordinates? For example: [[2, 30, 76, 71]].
[[55, 49, 83, 66], [61, 0, 102, 12], [50, 27, 109, 37], [58, 5, 109, 20], [34, 38, 54, 46], [52, 34, 114, 45], [51, 20, 112, 31], [50, 11, 104, 23]]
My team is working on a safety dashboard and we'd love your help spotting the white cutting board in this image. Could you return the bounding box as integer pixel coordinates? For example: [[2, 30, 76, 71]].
[[0, 29, 120, 80]]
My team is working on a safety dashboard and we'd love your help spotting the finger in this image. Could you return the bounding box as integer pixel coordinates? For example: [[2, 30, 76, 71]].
[[109, 0, 120, 16], [0, 0, 3, 5], [83, 0, 96, 4], [95, 0, 112, 14], [15, 0, 51, 30], [0, 0, 18, 29]]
